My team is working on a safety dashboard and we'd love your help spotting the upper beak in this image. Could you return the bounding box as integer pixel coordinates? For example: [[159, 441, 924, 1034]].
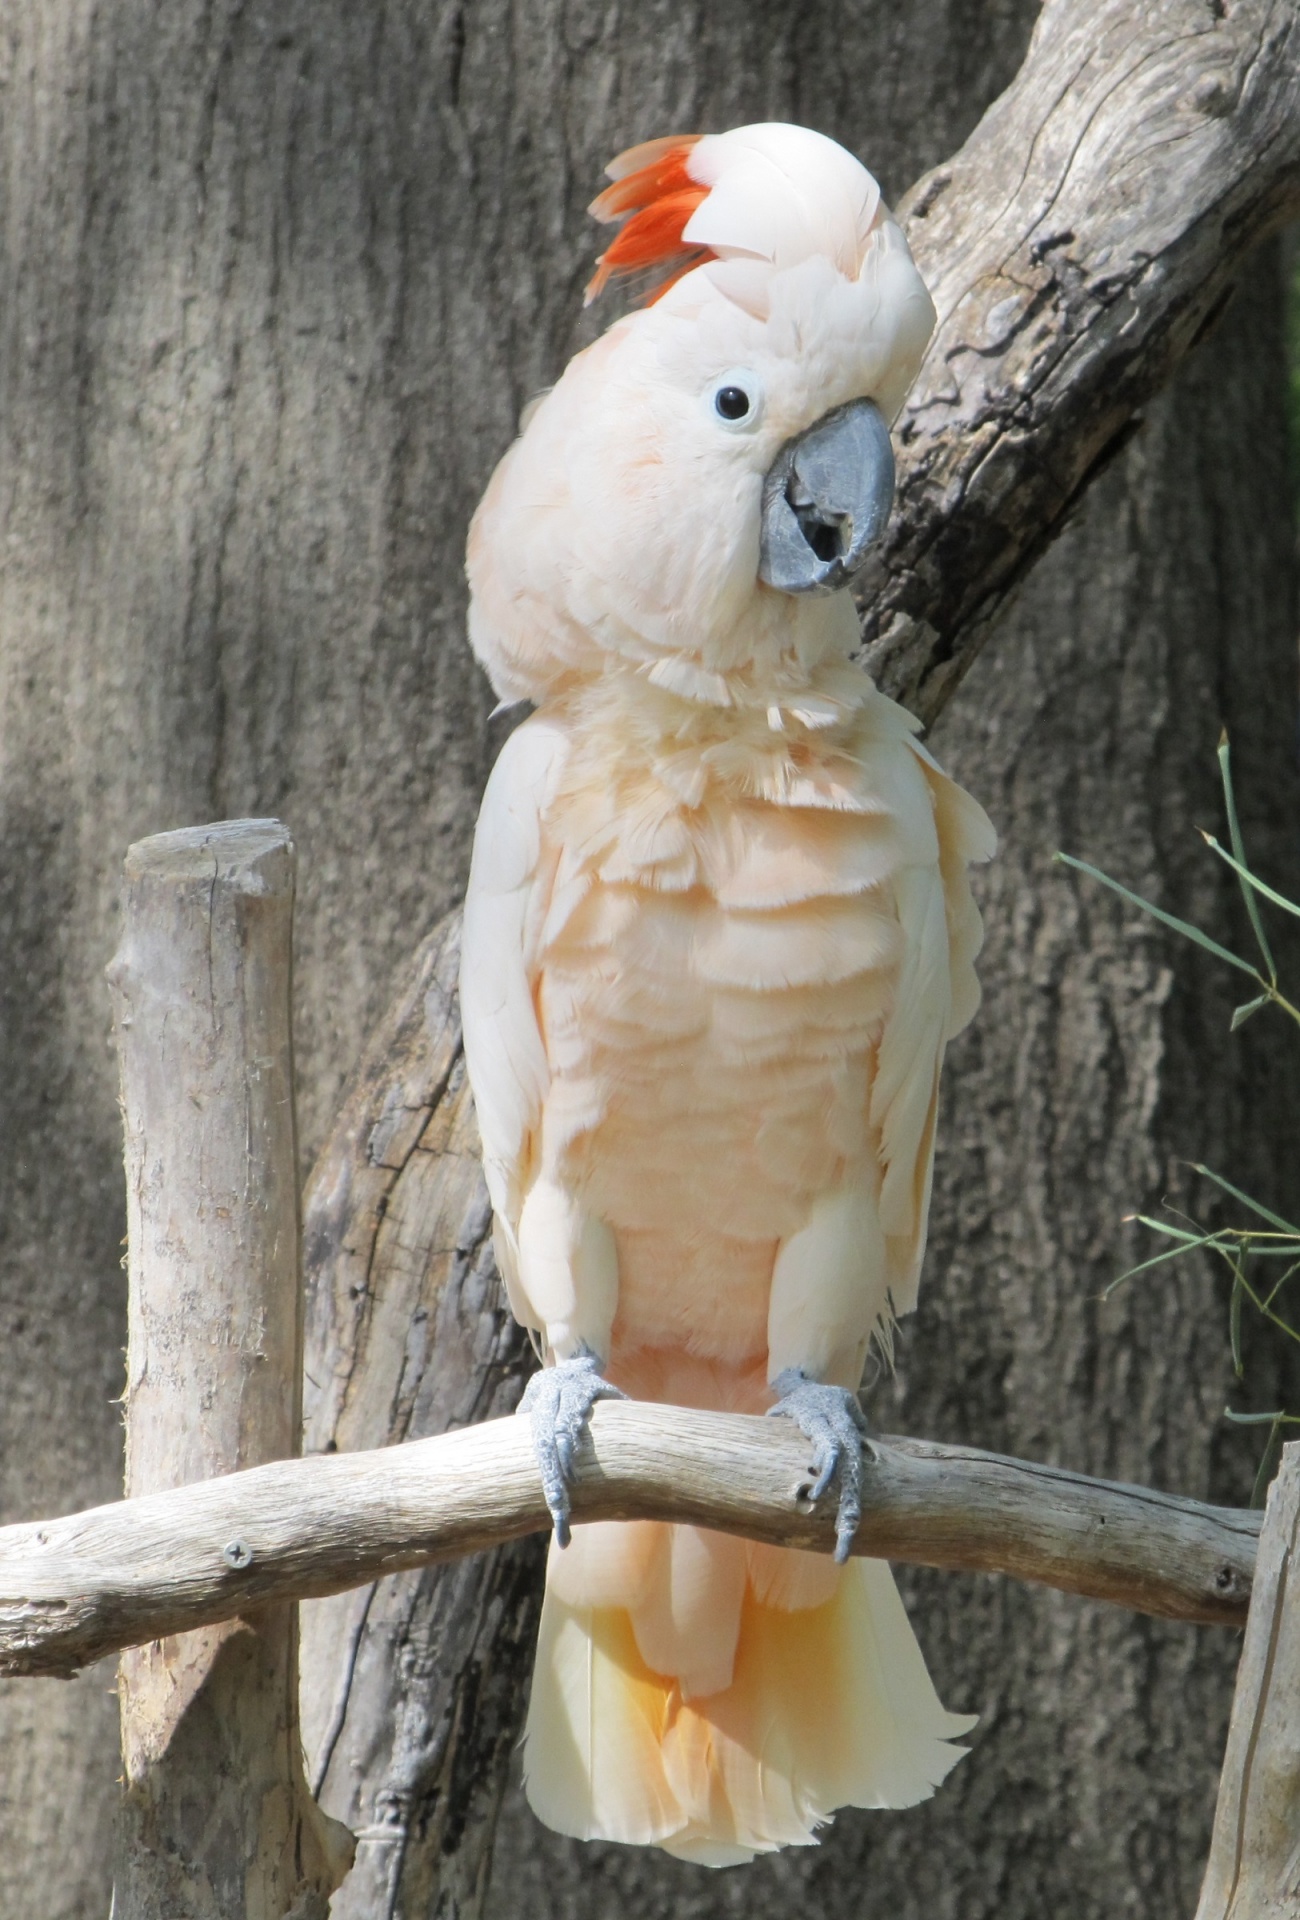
[[758, 398, 894, 596]]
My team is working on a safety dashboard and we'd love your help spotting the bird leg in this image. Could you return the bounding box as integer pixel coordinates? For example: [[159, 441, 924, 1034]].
[[767, 1368, 872, 1563], [520, 1344, 626, 1548]]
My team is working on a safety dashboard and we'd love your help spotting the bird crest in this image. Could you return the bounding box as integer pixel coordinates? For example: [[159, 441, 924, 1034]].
[[585, 134, 709, 305]]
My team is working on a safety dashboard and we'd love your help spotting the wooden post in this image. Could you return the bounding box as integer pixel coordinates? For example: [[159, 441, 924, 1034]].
[[107, 821, 352, 1920], [1197, 1443, 1300, 1920]]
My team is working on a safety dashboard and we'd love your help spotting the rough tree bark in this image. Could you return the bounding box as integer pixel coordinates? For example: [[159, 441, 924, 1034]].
[[0, 6, 1296, 1920], [107, 822, 351, 1918], [862, 0, 1300, 719], [298, 921, 543, 1920]]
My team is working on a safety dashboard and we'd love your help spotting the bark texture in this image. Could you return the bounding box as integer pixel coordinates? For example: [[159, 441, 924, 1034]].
[[864, 0, 1300, 720], [298, 919, 543, 1920]]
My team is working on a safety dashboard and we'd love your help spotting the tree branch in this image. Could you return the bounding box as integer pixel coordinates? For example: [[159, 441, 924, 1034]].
[[862, 0, 1300, 721], [0, 1403, 1259, 1681]]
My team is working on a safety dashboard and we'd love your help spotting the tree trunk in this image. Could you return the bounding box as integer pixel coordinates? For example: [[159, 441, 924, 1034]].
[[297, 918, 544, 1920], [0, 6, 1296, 1920]]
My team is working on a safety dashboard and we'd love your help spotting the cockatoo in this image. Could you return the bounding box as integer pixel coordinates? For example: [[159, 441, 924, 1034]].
[[460, 122, 994, 1864]]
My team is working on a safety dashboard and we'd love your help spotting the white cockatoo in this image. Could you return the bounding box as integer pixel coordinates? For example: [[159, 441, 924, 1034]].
[[460, 122, 995, 1864]]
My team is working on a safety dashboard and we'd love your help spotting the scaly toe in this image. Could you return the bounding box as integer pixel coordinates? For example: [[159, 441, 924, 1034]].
[[520, 1346, 626, 1547], [768, 1369, 871, 1564]]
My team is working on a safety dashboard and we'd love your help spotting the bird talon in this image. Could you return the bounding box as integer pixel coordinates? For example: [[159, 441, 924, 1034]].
[[768, 1369, 869, 1563], [520, 1344, 626, 1545]]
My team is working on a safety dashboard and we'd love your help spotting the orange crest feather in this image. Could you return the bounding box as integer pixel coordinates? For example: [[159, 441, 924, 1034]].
[[586, 135, 711, 306]]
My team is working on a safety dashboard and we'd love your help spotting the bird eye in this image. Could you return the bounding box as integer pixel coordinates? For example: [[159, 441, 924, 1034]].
[[710, 368, 764, 433]]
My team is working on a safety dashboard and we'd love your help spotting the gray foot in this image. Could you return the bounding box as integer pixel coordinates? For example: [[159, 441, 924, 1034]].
[[520, 1346, 626, 1548], [768, 1368, 871, 1563]]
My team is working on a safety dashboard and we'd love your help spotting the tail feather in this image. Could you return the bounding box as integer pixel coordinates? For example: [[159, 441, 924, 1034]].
[[523, 1534, 974, 1863], [525, 1593, 684, 1846]]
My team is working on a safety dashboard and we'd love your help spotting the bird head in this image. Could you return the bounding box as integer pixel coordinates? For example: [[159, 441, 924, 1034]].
[[467, 123, 935, 707]]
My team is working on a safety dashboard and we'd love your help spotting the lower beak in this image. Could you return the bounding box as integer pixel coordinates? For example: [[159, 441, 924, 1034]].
[[758, 398, 894, 596]]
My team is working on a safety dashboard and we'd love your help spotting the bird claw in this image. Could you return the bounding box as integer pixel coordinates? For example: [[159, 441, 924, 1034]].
[[768, 1368, 871, 1563], [520, 1345, 626, 1548]]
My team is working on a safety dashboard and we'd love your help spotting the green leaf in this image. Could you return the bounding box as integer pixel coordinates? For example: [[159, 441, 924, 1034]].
[[1199, 830, 1300, 924], [1231, 995, 1271, 1031], [1253, 1426, 1284, 1509], [1130, 1214, 1214, 1245], [1104, 1235, 1222, 1294], [1191, 1164, 1300, 1237], [1218, 736, 1278, 980], [1261, 1262, 1300, 1314], [1230, 1271, 1244, 1378], [1053, 853, 1261, 979], [1224, 1407, 1290, 1426]]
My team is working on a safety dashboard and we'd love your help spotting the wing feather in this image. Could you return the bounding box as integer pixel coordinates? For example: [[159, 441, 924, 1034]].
[[460, 716, 570, 1313], [870, 743, 995, 1315]]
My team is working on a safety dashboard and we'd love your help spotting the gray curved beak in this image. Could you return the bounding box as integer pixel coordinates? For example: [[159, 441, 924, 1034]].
[[758, 398, 894, 596]]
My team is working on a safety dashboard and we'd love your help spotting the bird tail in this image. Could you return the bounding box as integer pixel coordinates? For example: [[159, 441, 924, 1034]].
[[522, 1522, 974, 1864]]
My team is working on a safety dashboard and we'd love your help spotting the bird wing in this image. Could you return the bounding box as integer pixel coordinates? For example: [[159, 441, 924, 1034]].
[[872, 737, 995, 1317], [459, 713, 569, 1333]]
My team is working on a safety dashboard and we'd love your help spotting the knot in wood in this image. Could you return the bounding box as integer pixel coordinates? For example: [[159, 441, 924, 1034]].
[[1213, 1562, 1247, 1599]]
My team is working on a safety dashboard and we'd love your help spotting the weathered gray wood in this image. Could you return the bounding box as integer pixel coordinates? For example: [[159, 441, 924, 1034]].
[[863, 0, 1300, 720], [0, 1404, 1262, 1681], [298, 915, 542, 1920], [107, 821, 351, 1920], [1197, 1444, 1300, 1920]]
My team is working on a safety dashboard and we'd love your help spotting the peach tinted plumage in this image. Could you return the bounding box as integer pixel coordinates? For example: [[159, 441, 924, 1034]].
[[461, 121, 991, 1862]]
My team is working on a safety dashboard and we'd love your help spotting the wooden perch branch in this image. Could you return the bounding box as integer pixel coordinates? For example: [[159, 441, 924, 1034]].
[[107, 821, 351, 1918], [0, 1403, 1259, 1681], [1197, 1444, 1300, 1920], [862, 0, 1300, 720]]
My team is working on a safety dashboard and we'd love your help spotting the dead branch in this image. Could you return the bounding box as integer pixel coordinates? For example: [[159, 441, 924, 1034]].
[[1197, 1443, 1300, 1920], [0, 1403, 1259, 1681], [862, 0, 1300, 720], [107, 821, 351, 1917]]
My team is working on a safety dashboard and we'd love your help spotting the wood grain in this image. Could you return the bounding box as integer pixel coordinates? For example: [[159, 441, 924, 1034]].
[[298, 914, 543, 1920], [1197, 1444, 1300, 1920], [0, 1403, 1260, 1681], [106, 822, 351, 1919], [863, 0, 1300, 720]]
